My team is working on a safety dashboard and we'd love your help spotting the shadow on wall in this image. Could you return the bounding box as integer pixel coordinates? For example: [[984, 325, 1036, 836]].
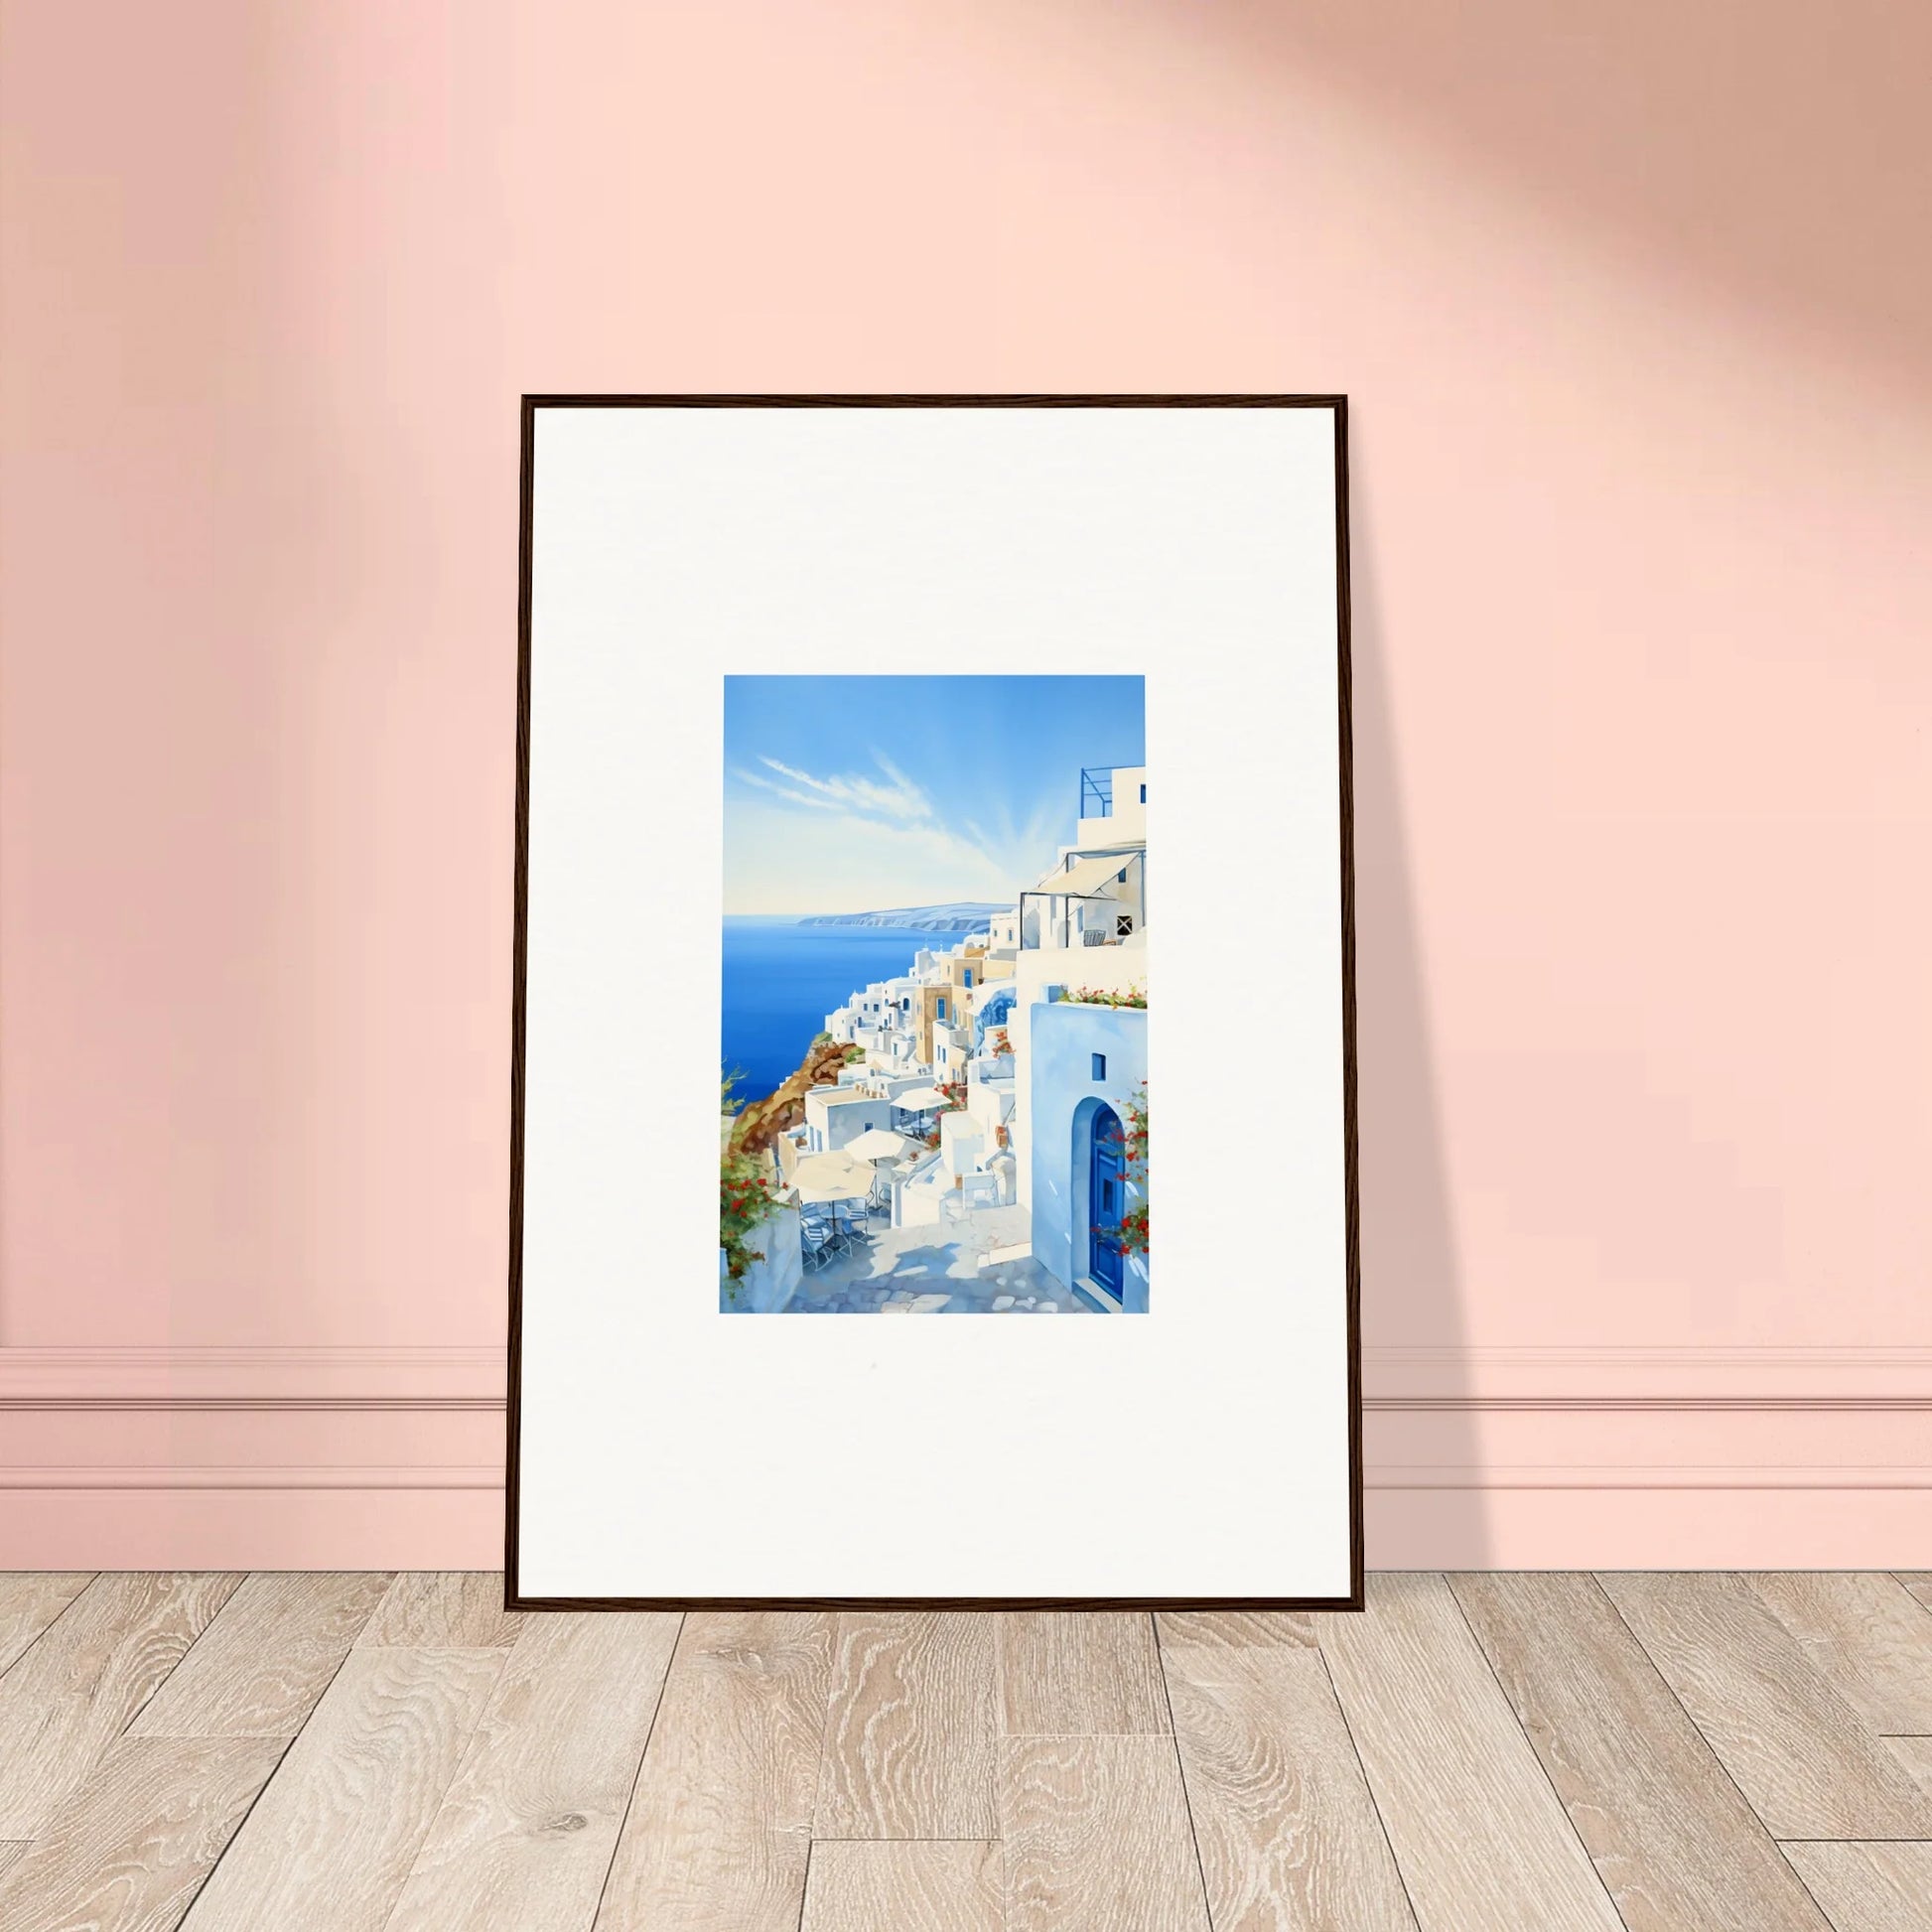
[[1347, 466, 1488, 1567], [1136, 0, 1932, 404]]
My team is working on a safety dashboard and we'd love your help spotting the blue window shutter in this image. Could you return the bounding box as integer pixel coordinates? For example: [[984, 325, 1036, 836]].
[[1092, 1052, 1107, 1081], [1139, 783, 1147, 803]]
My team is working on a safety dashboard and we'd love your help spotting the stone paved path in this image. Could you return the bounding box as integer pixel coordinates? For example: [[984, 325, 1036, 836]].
[[783, 1205, 1092, 1313]]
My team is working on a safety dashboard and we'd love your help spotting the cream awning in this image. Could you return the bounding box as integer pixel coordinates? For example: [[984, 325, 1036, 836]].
[[846, 1128, 914, 1163], [1035, 852, 1133, 898]]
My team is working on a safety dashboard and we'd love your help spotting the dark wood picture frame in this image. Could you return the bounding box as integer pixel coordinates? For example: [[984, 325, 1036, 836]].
[[505, 394, 1362, 1612]]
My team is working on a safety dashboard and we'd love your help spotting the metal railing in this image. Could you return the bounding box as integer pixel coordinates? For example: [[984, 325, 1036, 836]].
[[1079, 767, 1114, 820]]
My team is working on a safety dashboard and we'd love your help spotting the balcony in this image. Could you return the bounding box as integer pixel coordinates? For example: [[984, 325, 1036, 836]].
[[1022, 900, 1137, 951]]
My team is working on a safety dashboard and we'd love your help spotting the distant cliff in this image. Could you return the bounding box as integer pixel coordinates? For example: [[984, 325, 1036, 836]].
[[797, 901, 1008, 932]]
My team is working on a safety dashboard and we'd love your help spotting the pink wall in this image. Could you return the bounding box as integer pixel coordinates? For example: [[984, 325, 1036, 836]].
[[3, 0, 1928, 1566]]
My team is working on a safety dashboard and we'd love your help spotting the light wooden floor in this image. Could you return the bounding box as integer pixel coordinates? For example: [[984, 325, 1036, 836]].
[[0, 1574, 1926, 1929]]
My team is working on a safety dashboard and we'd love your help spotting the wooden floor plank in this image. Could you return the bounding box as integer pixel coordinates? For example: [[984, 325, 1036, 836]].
[[132, 1573, 392, 1739], [177, 1645, 502, 1931], [1156, 1610, 1315, 1650], [1316, 1575, 1623, 1931], [0, 1574, 94, 1678], [6, 1570, 1927, 1930], [814, 1612, 997, 1839], [1748, 1575, 1932, 1736], [0, 1735, 284, 1932], [1894, 1576, 1932, 1616], [358, 1573, 522, 1648], [384, 1611, 680, 1932], [1881, 1735, 1932, 1791], [1162, 1639, 1417, 1930], [800, 1841, 1002, 1932], [1001, 1611, 1169, 1736], [1600, 1573, 1932, 1840], [0, 1574, 241, 1838], [1002, 1733, 1210, 1932], [596, 1611, 829, 1932], [1781, 1842, 1932, 1931], [1451, 1573, 1832, 1932]]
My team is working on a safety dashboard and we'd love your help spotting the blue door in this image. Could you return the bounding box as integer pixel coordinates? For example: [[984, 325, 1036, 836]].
[[1089, 1105, 1126, 1299]]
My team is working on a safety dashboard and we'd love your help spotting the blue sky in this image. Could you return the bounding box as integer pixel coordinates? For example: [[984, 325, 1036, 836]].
[[724, 675, 1145, 916]]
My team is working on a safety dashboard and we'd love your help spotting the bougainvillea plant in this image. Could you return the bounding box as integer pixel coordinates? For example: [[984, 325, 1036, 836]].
[[988, 1027, 1013, 1057], [1093, 1080, 1150, 1258], [720, 1149, 785, 1295], [719, 1066, 784, 1299], [1060, 984, 1147, 1009]]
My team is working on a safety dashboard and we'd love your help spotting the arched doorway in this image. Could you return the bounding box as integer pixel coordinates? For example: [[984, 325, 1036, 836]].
[[1088, 1104, 1127, 1300]]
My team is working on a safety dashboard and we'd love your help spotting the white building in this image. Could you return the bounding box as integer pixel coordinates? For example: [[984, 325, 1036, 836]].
[[1009, 762, 1148, 1232], [1025, 996, 1148, 1311], [809, 765, 1150, 1306], [931, 1018, 974, 1083], [802, 1084, 898, 1154]]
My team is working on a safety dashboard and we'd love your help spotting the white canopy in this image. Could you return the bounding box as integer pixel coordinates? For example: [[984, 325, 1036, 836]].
[[791, 1151, 875, 1205], [845, 1128, 913, 1163], [1035, 852, 1132, 898], [892, 1086, 951, 1113]]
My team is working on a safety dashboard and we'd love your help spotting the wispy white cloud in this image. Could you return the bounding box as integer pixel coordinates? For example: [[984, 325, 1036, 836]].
[[867, 753, 929, 817], [747, 753, 933, 823], [731, 765, 841, 811], [726, 751, 1063, 915]]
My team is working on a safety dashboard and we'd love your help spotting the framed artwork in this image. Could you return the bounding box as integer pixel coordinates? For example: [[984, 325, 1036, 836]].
[[508, 395, 1360, 1607]]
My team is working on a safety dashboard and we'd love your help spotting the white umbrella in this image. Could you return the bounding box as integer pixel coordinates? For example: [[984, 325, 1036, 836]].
[[892, 1086, 950, 1113], [792, 1151, 874, 1205], [846, 1128, 913, 1163]]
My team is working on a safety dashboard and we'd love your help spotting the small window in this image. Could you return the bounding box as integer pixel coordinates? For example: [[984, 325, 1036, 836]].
[[1139, 783, 1147, 803], [963, 969, 973, 988], [1092, 1052, 1107, 1081], [936, 998, 947, 1021]]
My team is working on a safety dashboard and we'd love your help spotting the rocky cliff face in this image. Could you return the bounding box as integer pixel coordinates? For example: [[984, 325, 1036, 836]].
[[729, 1035, 860, 1158]]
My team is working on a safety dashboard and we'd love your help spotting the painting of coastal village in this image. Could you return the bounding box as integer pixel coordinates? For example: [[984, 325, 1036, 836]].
[[721, 674, 1149, 1314]]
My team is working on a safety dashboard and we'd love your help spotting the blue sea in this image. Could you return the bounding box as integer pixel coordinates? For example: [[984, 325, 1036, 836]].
[[722, 919, 932, 1104]]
